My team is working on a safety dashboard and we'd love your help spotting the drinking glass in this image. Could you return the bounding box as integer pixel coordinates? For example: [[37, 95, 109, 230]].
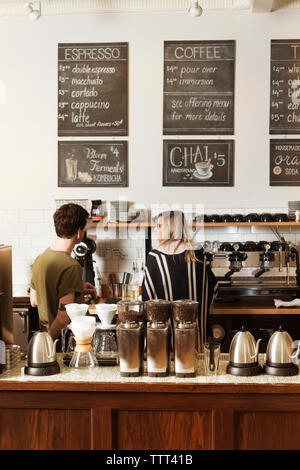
[[203, 342, 221, 376]]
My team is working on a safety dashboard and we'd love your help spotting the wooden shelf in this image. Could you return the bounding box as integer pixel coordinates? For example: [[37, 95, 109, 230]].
[[92, 221, 151, 228], [91, 221, 300, 228], [211, 297, 300, 315]]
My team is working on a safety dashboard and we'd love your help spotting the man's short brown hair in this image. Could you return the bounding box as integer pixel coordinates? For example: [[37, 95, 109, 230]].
[[53, 203, 89, 238]]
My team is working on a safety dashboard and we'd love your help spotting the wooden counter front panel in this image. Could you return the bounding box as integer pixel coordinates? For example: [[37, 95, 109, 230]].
[[235, 411, 300, 450], [2, 388, 300, 449], [0, 407, 91, 450], [114, 410, 212, 450]]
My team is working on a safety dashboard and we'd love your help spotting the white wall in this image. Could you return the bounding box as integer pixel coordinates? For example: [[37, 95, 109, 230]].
[[2, 9, 300, 295], [1, 9, 300, 211]]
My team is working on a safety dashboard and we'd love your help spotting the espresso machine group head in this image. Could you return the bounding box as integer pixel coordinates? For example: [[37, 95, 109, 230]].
[[207, 239, 300, 298]]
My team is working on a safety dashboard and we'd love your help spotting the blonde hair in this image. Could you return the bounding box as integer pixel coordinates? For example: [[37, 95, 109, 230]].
[[156, 211, 198, 263]]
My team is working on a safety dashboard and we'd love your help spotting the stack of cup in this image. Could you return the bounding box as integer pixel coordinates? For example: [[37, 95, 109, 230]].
[[4, 344, 21, 370]]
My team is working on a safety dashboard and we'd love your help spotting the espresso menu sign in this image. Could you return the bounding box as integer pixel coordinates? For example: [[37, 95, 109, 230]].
[[163, 140, 234, 186], [270, 139, 300, 186], [163, 41, 235, 135], [58, 43, 128, 136], [58, 141, 128, 187], [270, 40, 300, 134]]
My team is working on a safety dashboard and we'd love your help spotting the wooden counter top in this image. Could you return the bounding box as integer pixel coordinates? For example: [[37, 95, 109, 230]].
[[1, 354, 300, 393]]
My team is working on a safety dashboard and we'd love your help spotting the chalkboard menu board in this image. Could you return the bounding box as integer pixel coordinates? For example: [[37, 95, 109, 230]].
[[270, 139, 300, 186], [163, 140, 234, 186], [270, 40, 300, 134], [58, 43, 128, 136], [58, 141, 128, 187], [163, 41, 235, 135]]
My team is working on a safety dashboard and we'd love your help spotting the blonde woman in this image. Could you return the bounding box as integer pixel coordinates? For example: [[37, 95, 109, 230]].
[[142, 210, 217, 347]]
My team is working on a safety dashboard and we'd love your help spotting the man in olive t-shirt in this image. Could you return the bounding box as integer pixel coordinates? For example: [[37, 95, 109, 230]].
[[30, 204, 97, 339], [30, 248, 84, 328]]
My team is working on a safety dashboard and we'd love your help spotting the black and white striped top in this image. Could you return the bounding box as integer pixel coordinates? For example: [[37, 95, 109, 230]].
[[142, 247, 218, 348]]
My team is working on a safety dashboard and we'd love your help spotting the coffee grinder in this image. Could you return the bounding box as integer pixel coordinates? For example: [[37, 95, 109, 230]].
[[172, 300, 199, 378], [145, 300, 171, 377], [117, 300, 144, 377]]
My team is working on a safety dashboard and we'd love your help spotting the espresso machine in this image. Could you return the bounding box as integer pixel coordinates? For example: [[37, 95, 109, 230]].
[[208, 239, 300, 351]]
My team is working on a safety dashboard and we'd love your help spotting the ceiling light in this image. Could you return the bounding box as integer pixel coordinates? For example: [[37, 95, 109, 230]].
[[189, 1, 203, 17], [24, 1, 41, 21]]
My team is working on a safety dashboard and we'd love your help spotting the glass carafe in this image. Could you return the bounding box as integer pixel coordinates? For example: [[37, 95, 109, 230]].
[[94, 329, 118, 365], [68, 317, 97, 368]]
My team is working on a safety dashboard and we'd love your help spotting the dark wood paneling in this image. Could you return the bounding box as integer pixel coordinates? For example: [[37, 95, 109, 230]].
[[3, 386, 300, 449], [212, 409, 235, 450], [114, 410, 212, 450], [0, 408, 91, 450], [93, 407, 113, 450], [236, 411, 300, 450]]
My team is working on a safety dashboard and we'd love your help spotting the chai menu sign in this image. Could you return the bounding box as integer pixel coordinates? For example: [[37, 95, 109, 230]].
[[163, 40, 235, 135], [58, 141, 128, 187], [58, 43, 128, 136], [163, 140, 234, 186], [270, 139, 300, 186]]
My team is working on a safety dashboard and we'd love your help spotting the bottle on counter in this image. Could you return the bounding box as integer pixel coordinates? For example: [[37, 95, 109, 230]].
[[95, 267, 102, 298], [101, 276, 110, 299], [138, 262, 145, 299], [129, 262, 139, 300]]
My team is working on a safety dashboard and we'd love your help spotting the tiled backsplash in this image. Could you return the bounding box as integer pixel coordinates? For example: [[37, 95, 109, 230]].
[[1, 207, 300, 297]]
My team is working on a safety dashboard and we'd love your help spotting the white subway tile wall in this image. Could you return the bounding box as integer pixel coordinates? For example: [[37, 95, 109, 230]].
[[1, 207, 300, 297]]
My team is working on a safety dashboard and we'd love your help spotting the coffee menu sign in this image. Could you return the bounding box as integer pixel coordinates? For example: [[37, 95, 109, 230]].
[[270, 139, 300, 186], [270, 40, 300, 134], [163, 140, 234, 186], [58, 141, 128, 187], [58, 43, 128, 136], [163, 40, 235, 135]]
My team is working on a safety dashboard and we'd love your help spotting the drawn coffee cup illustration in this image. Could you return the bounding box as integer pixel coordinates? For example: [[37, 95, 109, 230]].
[[195, 159, 213, 178]]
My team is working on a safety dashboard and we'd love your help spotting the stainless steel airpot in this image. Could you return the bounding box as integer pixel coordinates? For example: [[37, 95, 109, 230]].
[[264, 326, 300, 376], [226, 326, 262, 376], [25, 331, 60, 376]]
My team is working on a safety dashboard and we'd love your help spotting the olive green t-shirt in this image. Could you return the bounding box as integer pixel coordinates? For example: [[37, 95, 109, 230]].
[[30, 248, 84, 327]]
